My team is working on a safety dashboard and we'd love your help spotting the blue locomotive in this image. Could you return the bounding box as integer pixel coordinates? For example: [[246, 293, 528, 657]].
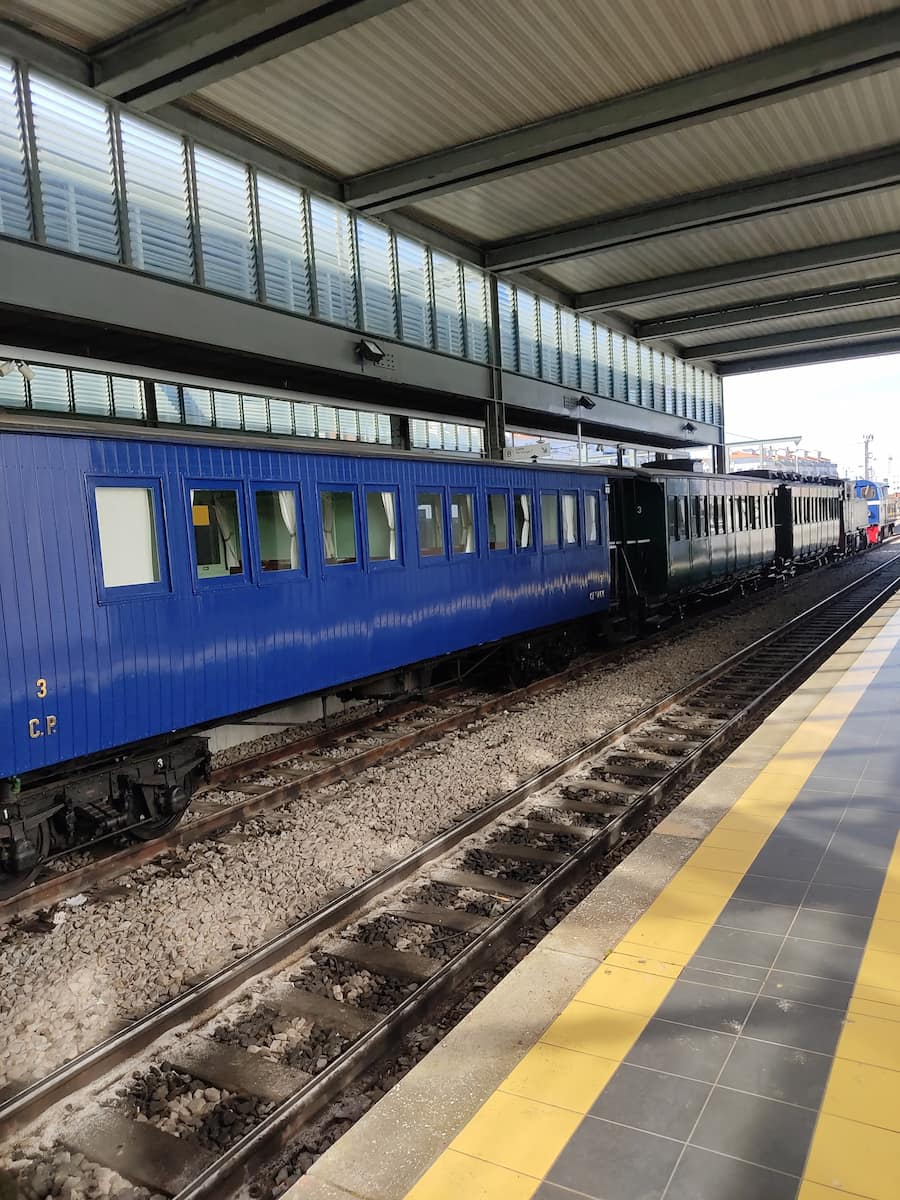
[[854, 479, 898, 544], [0, 424, 870, 893]]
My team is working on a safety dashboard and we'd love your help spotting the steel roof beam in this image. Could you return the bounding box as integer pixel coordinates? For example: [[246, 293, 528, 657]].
[[93, 0, 413, 108], [684, 313, 900, 361], [484, 147, 900, 271], [575, 232, 900, 311], [346, 10, 900, 212], [637, 277, 900, 339], [716, 337, 900, 374]]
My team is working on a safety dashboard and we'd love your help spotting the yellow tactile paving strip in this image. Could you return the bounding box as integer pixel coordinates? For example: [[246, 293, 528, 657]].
[[800, 831, 900, 1200], [404, 596, 900, 1200]]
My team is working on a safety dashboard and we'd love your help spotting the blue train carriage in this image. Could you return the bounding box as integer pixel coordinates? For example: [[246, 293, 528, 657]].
[[854, 479, 897, 543], [0, 425, 612, 890]]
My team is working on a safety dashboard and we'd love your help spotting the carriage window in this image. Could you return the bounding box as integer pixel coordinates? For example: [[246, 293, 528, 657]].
[[96, 486, 160, 587], [417, 491, 445, 556], [541, 493, 559, 547], [562, 493, 578, 545], [367, 490, 399, 561], [585, 493, 600, 545], [451, 492, 475, 554], [191, 488, 243, 577], [487, 493, 509, 550], [321, 490, 357, 565], [256, 489, 299, 571], [515, 493, 533, 549]]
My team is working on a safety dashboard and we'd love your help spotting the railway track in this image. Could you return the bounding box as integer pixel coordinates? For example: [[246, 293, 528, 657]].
[[6, 543, 893, 926], [4, 551, 900, 1200]]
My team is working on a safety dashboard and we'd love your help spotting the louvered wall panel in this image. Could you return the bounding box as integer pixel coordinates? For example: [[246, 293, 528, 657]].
[[193, 146, 257, 299], [255, 172, 312, 315], [30, 72, 120, 262], [120, 112, 194, 281], [396, 234, 433, 348], [462, 264, 489, 363], [356, 216, 399, 337], [308, 195, 358, 327], [0, 59, 31, 240], [431, 251, 464, 356]]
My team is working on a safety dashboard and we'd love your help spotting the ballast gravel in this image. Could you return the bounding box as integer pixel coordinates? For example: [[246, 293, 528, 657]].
[[0, 550, 893, 1094]]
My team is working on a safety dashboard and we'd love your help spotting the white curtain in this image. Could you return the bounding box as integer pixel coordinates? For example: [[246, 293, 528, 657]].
[[214, 496, 241, 569], [381, 491, 397, 559], [517, 495, 531, 548], [277, 490, 299, 568], [322, 492, 336, 562], [459, 498, 475, 552]]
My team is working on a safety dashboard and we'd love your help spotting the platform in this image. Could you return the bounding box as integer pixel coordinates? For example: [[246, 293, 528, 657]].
[[292, 593, 900, 1200]]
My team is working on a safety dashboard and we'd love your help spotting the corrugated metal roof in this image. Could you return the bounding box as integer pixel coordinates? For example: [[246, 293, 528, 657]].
[[3, 0, 178, 49], [677, 296, 900, 347], [193, 0, 896, 177], [541, 186, 900, 293], [408, 67, 900, 241], [716, 327, 900, 362], [620, 256, 900, 321]]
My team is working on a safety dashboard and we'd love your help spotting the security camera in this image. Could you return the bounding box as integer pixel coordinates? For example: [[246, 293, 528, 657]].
[[356, 338, 386, 365], [681, 421, 697, 433], [15, 360, 34, 382], [577, 395, 596, 411]]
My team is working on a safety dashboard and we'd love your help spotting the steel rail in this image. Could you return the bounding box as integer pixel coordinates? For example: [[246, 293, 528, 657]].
[[7, 542, 893, 923], [3, 553, 899, 1152], [177, 554, 900, 1199]]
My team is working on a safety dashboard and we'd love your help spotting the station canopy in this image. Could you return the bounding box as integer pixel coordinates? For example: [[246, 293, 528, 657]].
[[8, 0, 900, 375]]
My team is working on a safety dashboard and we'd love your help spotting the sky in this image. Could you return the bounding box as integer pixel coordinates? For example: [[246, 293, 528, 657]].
[[723, 353, 900, 486]]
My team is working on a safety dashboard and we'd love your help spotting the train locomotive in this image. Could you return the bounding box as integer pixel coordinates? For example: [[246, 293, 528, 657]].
[[854, 479, 899, 544], [0, 422, 873, 894]]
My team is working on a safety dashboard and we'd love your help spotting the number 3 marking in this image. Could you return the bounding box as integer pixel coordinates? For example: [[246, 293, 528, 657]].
[[36, 678, 47, 699]]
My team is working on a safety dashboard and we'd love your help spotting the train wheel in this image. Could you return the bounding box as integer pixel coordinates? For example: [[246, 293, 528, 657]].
[[0, 819, 50, 900], [130, 784, 192, 842]]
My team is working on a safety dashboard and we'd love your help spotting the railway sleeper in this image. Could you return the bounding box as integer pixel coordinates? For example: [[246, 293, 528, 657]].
[[326, 939, 438, 983], [386, 903, 490, 934], [429, 867, 531, 899], [169, 1038, 312, 1104]]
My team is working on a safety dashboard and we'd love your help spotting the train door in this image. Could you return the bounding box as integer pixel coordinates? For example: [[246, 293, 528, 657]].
[[774, 485, 793, 561], [709, 480, 727, 578], [732, 483, 748, 573], [688, 478, 711, 585], [665, 477, 692, 594], [722, 480, 736, 576]]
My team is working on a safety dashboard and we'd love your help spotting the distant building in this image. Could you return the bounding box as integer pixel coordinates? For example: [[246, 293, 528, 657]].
[[728, 446, 839, 478]]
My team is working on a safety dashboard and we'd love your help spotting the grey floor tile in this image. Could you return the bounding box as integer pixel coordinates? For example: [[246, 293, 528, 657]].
[[680, 963, 768, 992], [717, 1038, 832, 1109], [750, 839, 823, 882], [761, 969, 854, 1010], [824, 833, 893, 867], [655, 980, 755, 1035], [546, 1117, 681, 1200], [690, 1087, 816, 1175], [532, 1184, 595, 1200], [850, 779, 900, 806], [773, 935, 864, 982], [695, 926, 783, 969], [625, 1019, 735, 1083], [741, 994, 845, 1055], [789, 908, 872, 947], [588, 1065, 710, 1141], [803, 882, 880, 918], [811, 860, 887, 891], [715, 897, 797, 937], [664, 1146, 799, 1200], [732, 875, 807, 908]]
